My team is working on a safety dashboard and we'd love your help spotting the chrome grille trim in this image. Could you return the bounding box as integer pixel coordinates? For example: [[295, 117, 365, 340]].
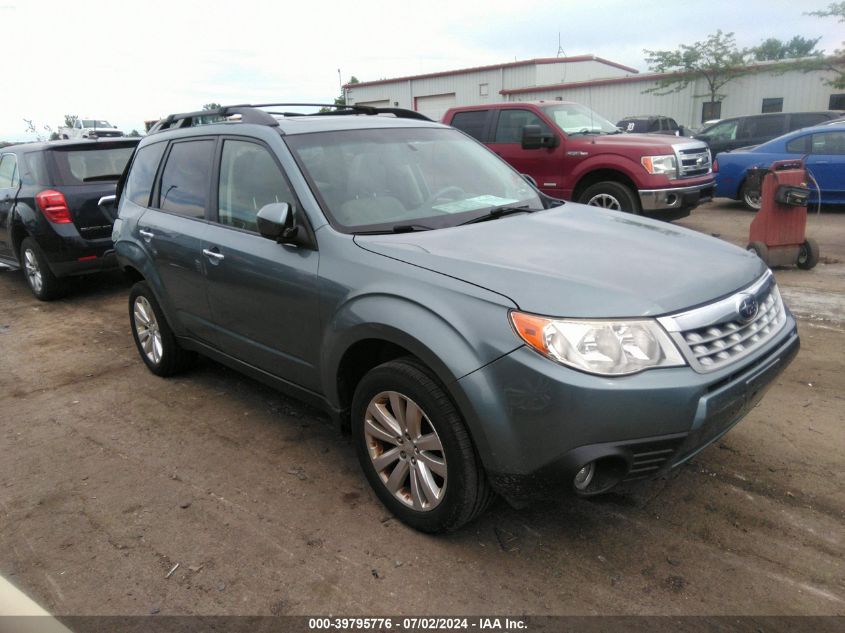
[[657, 272, 787, 373], [673, 142, 712, 179]]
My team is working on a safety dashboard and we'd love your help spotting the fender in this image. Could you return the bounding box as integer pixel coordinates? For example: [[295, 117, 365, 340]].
[[567, 153, 643, 192]]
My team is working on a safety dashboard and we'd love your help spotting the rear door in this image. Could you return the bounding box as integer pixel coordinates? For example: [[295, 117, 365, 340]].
[[487, 108, 563, 195], [0, 153, 19, 257], [139, 138, 216, 341]]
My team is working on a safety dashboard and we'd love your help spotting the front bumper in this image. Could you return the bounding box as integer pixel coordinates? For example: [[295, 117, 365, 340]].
[[453, 314, 799, 503], [639, 182, 715, 212]]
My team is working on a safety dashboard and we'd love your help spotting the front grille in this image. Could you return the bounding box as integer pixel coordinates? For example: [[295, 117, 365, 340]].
[[659, 273, 787, 373], [677, 145, 712, 178]]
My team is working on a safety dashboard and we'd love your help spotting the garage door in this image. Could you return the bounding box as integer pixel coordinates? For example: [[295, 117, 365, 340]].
[[415, 93, 456, 122], [355, 100, 391, 108]]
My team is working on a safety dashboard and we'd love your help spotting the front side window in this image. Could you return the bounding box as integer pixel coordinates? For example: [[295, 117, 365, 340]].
[[286, 127, 541, 232], [157, 140, 215, 219], [124, 142, 166, 207], [0, 154, 18, 189], [217, 140, 295, 232], [494, 109, 551, 143], [706, 119, 738, 141]]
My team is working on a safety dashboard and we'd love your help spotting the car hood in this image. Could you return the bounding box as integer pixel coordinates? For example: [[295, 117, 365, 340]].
[[354, 204, 766, 318], [570, 133, 690, 151]]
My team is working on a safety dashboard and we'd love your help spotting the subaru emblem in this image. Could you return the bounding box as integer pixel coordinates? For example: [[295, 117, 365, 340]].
[[737, 294, 758, 322]]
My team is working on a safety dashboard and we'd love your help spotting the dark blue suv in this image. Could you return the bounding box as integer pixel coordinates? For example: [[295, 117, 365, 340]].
[[113, 104, 799, 532]]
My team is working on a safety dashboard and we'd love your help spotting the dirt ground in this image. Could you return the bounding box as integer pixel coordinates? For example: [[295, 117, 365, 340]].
[[0, 201, 843, 617]]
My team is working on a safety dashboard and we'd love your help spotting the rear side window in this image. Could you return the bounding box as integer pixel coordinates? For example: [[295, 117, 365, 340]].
[[665, 118, 679, 132], [789, 113, 828, 131], [157, 139, 214, 219], [24, 152, 49, 185], [493, 109, 550, 143], [450, 111, 489, 141], [0, 154, 18, 188], [50, 146, 134, 184], [124, 142, 166, 207], [217, 140, 295, 232], [743, 115, 785, 139]]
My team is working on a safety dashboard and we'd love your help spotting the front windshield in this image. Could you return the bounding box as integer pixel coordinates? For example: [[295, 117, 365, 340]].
[[286, 127, 542, 232], [82, 120, 112, 128], [541, 104, 619, 135]]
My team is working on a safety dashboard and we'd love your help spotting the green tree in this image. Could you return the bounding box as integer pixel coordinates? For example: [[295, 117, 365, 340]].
[[49, 132, 60, 141], [202, 102, 222, 111], [127, 129, 141, 137], [63, 114, 78, 128], [321, 76, 359, 112], [753, 36, 822, 60], [805, 2, 845, 88], [643, 31, 752, 106]]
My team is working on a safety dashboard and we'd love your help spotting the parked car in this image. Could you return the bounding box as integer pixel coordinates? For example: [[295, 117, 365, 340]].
[[616, 115, 684, 136], [59, 119, 125, 140], [443, 101, 714, 220], [0, 138, 138, 299], [113, 103, 799, 533], [693, 111, 843, 157], [714, 122, 845, 210]]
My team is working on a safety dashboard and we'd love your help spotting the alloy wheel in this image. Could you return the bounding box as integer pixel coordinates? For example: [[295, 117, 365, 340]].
[[23, 249, 43, 294], [363, 391, 447, 511], [133, 296, 163, 365], [586, 193, 622, 210]]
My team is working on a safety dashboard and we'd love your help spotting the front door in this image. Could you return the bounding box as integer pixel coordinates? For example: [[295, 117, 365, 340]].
[[203, 138, 321, 391]]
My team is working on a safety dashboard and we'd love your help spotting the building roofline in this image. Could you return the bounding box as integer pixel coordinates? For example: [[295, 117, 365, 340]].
[[344, 55, 640, 89], [500, 56, 845, 95]]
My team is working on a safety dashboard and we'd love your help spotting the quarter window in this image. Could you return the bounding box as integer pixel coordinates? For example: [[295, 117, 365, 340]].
[[124, 142, 166, 207], [0, 154, 19, 188], [157, 140, 215, 219], [217, 140, 294, 232], [494, 109, 550, 143]]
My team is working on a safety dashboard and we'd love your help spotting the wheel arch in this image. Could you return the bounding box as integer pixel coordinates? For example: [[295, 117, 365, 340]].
[[572, 168, 639, 202]]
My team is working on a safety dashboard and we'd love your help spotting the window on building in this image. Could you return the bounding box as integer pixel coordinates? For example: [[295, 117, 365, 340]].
[[450, 110, 490, 141], [157, 140, 215, 219], [479, 83, 489, 97], [494, 109, 551, 143], [761, 98, 783, 113], [829, 94, 845, 110], [702, 101, 721, 123]]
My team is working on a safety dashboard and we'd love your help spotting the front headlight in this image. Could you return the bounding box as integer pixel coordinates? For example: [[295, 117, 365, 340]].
[[641, 154, 677, 178], [510, 311, 686, 376]]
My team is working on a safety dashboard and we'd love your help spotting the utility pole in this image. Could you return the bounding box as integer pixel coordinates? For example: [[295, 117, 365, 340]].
[[338, 69, 345, 105]]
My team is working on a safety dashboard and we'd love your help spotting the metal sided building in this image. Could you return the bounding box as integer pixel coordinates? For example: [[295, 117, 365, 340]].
[[344, 56, 845, 127]]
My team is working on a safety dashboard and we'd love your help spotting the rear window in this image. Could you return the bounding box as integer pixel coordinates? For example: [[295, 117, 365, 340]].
[[50, 145, 134, 185]]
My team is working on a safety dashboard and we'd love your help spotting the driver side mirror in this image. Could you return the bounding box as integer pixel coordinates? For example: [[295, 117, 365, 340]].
[[521, 124, 558, 150], [257, 202, 299, 244]]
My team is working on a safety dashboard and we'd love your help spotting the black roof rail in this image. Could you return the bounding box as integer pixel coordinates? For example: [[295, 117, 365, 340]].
[[147, 102, 431, 134]]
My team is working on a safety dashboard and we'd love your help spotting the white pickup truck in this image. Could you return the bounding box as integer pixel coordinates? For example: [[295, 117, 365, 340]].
[[59, 119, 124, 140]]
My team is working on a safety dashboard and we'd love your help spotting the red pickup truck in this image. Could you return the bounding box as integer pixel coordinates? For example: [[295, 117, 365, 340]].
[[443, 101, 715, 219]]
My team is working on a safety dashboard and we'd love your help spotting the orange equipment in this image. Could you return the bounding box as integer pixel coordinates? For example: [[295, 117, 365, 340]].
[[746, 160, 819, 269]]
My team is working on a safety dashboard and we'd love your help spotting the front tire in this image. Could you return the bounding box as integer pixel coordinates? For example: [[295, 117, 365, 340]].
[[578, 181, 640, 214], [20, 237, 64, 301], [129, 281, 196, 376], [351, 358, 492, 533]]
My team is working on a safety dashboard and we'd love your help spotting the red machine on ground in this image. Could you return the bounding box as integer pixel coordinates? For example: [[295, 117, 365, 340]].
[[746, 160, 819, 269]]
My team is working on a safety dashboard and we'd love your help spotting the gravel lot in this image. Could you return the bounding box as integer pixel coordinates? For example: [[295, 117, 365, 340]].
[[0, 201, 843, 616]]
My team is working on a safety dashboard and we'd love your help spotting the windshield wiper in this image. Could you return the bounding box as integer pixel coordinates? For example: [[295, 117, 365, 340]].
[[458, 205, 534, 226], [355, 223, 434, 235]]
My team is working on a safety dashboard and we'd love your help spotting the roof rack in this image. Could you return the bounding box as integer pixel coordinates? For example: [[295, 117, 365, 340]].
[[147, 103, 431, 134]]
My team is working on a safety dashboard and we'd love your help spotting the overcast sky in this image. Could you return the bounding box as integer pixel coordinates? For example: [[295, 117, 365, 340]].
[[1, 0, 842, 141]]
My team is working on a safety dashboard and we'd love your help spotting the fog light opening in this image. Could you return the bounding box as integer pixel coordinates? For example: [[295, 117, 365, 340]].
[[666, 194, 678, 206], [573, 462, 596, 491]]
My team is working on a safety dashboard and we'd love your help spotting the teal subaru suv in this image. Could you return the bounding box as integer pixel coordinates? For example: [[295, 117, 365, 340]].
[[112, 103, 799, 532]]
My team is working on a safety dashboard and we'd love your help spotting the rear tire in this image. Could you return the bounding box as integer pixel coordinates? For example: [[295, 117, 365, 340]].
[[747, 241, 769, 265], [20, 237, 65, 301], [351, 357, 493, 533], [578, 181, 640, 214], [797, 238, 819, 270], [129, 281, 196, 376], [741, 181, 762, 211]]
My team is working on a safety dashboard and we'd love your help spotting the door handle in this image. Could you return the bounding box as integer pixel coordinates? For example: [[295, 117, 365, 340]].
[[202, 248, 224, 262], [139, 229, 154, 242]]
